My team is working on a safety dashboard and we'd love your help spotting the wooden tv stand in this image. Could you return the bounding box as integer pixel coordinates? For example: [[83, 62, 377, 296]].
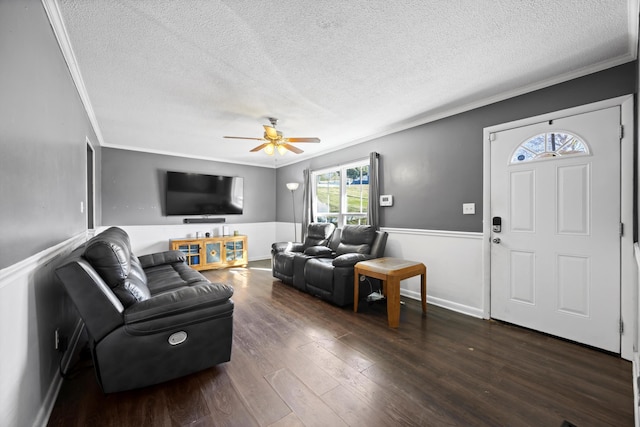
[[170, 235, 248, 271]]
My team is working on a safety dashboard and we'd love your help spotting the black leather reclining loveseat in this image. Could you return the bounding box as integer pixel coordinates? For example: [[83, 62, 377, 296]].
[[271, 222, 337, 290], [273, 224, 387, 307], [304, 225, 388, 306], [55, 226, 234, 393]]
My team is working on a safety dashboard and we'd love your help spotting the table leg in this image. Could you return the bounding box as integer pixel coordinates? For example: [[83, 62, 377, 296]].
[[353, 269, 360, 313], [421, 269, 427, 314], [387, 277, 400, 328]]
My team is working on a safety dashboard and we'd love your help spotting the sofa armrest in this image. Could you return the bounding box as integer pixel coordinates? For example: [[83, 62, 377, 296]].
[[272, 242, 304, 254], [124, 282, 234, 324], [332, 253, 374, 268], [304, 246, 333, 257], [138, 250, 186, 268]]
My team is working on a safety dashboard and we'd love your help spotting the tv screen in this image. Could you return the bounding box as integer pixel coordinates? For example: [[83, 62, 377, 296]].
[[166, 171, 244, 215]]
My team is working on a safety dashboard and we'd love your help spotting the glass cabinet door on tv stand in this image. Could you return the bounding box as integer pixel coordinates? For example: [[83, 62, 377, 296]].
[[173, 241, 202, 267], [170, 235, 248, 271]]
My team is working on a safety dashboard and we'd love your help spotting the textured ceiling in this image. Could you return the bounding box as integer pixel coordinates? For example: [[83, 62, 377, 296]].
[[55, 0, 637, 168]]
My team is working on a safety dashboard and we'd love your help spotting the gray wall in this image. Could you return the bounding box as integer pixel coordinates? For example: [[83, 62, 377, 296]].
[[101, 148, 276, 225], [0, 2, 99, 426], [277, 62, 636, 232], [0, 0, 99, 269]]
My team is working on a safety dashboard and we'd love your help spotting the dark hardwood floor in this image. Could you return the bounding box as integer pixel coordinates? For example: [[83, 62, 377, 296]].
[[48, 260, 633, 426]]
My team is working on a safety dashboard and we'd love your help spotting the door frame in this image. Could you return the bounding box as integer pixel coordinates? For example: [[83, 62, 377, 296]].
[[86, 137, 96, 231], [482, 95, 635, 359]]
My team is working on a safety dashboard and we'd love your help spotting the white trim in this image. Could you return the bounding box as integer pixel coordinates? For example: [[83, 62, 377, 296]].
[[620, 96, 636, 360], [41, 0, 105, 147], [482, 95, 635, 359], [401, 289, 484, 319], [381, 227, 482, 239], [86, 137, 96, 230], [0, 232, 87, 287], [311, 159, 370, 227]]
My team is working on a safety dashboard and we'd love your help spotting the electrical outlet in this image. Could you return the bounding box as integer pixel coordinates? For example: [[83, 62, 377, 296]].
[[463, 203, 475, 215]]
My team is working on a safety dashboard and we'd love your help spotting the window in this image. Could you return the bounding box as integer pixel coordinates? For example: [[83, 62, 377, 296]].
[[510, 132, 589, 164], [312, 159, 369, 227]]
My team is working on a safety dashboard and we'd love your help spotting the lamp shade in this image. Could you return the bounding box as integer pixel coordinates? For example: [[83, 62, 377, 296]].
[[286, 182, 299, 191], [264, 143, 275, 155]]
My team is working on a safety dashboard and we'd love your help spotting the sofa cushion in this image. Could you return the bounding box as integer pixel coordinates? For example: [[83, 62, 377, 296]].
[[304, 246, 333, 256], [129, 254, 148, 285], [333, 253, 372, 267], [112, 276, 151, 307], [124, 282, 234, 324], [304, 258, 335, 292], [138, 250, 186, 268], [303, 223, 336, 250], [144, 262, 210, 295], [273, 251, 296, 277], [335, 225, 376, 256], [84, 227, 133, 287]]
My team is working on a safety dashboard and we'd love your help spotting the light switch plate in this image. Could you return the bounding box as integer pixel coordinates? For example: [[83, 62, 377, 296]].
[[463, 203, 475, 215]]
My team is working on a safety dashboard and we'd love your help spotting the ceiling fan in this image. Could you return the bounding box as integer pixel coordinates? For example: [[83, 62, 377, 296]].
[[224, 117, 320, 155]]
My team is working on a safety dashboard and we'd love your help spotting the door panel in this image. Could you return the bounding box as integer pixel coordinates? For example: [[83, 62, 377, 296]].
[[490, 106, 620, 352]]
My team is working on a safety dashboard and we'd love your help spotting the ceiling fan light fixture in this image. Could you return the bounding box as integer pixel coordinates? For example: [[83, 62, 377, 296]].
[[226, 117, 320, 156], [264, 143, 275, 155]]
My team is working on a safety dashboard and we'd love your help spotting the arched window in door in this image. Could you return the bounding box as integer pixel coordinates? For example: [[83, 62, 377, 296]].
[[510, 132, 590, 164]]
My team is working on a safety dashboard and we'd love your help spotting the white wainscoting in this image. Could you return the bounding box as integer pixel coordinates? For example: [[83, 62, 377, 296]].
[[109, 225, 485, 320], [106, 222, 279, 261], [381, 227, 485, 318], [0, 233, 87, 427]]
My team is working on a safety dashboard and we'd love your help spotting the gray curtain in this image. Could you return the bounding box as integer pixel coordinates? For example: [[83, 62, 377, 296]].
[[368, 152, 380, 229], [301, 168, 312, 240]]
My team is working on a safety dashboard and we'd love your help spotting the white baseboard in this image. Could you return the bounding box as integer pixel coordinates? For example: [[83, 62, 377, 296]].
[[401, 289, 484, 318]]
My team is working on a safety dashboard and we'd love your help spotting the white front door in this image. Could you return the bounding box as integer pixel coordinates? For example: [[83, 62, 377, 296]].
[[490, 106, 621, 352]]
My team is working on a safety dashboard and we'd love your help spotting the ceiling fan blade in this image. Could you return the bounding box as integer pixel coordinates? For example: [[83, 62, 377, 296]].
[[263, 125, 279, 139], [224, 136, 265, 141], [250, 143, 270, 152], [285, 137, 321, 143], [282, 143, 304, 154]]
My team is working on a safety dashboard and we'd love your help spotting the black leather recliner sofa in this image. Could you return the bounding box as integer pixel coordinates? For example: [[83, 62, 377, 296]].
[[271, 222, 337, 290], [304, 224, 388, 306], [55, 226, 234, 393]]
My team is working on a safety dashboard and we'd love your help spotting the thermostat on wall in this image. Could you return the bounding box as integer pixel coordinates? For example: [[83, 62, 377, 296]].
[[380, 195, 393, 206]]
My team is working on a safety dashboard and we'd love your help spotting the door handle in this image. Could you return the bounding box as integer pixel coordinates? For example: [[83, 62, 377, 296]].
[[492, 238, 501, 244]]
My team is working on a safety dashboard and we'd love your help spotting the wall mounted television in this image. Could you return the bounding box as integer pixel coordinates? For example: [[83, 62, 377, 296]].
[[166, 171, 244, 215]]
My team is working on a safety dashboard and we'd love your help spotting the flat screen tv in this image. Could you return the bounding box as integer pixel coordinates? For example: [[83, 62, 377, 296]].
[[166, 171, 244, 215]]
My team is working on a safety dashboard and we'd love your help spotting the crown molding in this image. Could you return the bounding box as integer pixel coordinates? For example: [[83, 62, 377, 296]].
[[41, 0, 105, 146]]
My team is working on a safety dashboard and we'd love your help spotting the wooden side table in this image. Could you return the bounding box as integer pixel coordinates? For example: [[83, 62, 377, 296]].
[[353, 257, 427, 328]]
